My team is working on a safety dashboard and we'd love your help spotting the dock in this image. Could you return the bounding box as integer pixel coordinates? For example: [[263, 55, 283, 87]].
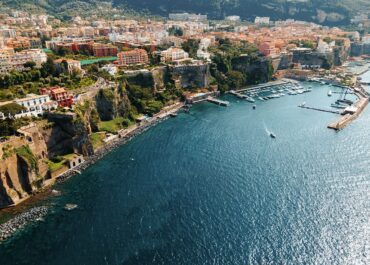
[[234, 79, 296, 93], [229, 90, 249, 99], [207, 97, 230, 107], [327, 97, 369, 130], [298, 105, 341, 114]]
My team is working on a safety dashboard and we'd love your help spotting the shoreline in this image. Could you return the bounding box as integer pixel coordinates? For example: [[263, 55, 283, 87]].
[[0, 102, 183, 242], [57, 102, 184, 183]]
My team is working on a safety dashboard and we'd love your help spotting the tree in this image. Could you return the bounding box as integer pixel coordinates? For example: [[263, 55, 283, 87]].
[[24, 61, 36, 70], [0, 103, 26, 117]]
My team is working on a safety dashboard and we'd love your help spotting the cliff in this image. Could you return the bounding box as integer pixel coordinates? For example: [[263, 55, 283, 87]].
[[0, 124, 49, 207], [231, 55, 273, 84]]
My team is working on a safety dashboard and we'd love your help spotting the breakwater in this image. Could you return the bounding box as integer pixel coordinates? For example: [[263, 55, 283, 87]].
[[0, 206, 48, 242]]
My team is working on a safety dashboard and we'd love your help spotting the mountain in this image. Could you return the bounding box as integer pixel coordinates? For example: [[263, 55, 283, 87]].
[[114, 0, 369, 25], [1, 0, 369, 25]]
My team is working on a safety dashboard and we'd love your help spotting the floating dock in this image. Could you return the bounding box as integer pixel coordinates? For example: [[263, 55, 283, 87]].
[[207, 97, 230, 107]]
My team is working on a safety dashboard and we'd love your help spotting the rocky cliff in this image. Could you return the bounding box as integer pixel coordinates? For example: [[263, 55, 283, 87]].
[[0, 124, 49, 207], [231, 55, 273, 84]]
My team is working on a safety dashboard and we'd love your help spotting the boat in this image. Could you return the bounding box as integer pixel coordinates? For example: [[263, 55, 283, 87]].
[[328, 90, 332, 97], [245, 97, 255, 103], [64, 204, 78, 211], [331, 103, 346, 109], [270, 133, 276, 139], [258, 97, 264, 101], [170, 113, 178, 117], [252, 105, 256, 109]]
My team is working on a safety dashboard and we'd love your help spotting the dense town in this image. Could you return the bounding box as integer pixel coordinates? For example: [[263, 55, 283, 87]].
[[0, 9, 370, 208]]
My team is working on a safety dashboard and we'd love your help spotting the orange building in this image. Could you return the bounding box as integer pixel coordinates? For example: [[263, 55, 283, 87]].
[[40, 87, 74, 108], [92, 44, 118, 57], [117, 49, 149, 65]]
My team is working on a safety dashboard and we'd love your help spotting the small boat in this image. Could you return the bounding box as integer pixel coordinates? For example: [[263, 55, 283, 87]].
[[328, 90, 332, 97], [258, 97, 264, 101], [245, 97, 255, 103], [331, 103, 346, 109], [270, 133, 276, 139], [64, 204, 78, 211], [170, 113, 178, 117], [252, 105, 256, 109]]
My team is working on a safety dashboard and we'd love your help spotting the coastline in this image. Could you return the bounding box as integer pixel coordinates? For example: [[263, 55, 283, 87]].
[[0, 102, 183, 242], [56, 102, 184, 183]]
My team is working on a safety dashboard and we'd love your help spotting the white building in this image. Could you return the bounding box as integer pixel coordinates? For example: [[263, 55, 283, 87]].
[[0, 48, 47, 74], [255, 17, 270, 25], [101, 64, 118, 76], [0, 94, 57, 119], [15, 94, 57, 118], [225, 16, 241, 22], [169, 13, 207, 22], [317, 39, 334, 53], [160, 47, 189, 62]]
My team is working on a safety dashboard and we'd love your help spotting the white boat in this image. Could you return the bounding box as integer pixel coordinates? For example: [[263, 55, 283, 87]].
[[328, 90, 332, 97], [245, 97, 255, 103]]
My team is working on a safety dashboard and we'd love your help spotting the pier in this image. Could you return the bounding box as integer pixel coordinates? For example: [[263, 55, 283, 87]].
[[327, 97, 369, 130], [298, 105, 341, 114], [229, 90, 249, 99], [207, 97, 230, 107], [234, 79, 296, 93]]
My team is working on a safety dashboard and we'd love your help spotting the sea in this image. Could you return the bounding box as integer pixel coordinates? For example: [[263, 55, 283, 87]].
[[0, 78, 369, 264]]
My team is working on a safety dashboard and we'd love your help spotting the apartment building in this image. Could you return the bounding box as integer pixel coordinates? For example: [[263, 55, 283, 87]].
[[117, 49, 149, 65]]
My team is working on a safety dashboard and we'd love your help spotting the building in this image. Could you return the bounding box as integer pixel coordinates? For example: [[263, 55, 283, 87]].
[[160, 47, 189, 62], [117, 49, 149, 66], [0, 94, 57, 119], [255, 17, 270, 25], [54, 59, 81, 74], [169, 13, 207, 22], [0, 48, 47, 74], [225, 16, 241, 22], [92, 43, 118, 57], [259, 41, 278, 57], [40, 87, 74, 108]]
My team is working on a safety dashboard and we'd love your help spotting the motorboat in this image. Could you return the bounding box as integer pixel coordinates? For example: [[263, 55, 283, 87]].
[[270, 133, 276, 139], [328, 90, 332, 97]]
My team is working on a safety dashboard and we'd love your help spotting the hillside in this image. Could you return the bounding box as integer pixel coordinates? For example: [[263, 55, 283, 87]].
[[114, 0, 369, 25], [1, 0, 369, 25]]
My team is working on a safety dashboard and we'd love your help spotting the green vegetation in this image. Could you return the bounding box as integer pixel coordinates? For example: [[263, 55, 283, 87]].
[[15, 145, 39, 174], [0, 103, 26, 116], [0, 56, 94, 101], [1, 144, 14, 160], [90, 132, 107, 149], [98, 117, 129, 133], [47, 159, 66, 172], [0, 117, 31, 137], [182, 39, 200, 59], [209, 38, 271, 92]]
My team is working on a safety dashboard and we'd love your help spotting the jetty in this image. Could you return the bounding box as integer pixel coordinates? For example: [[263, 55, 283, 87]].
[[207, 97, 230, 107], [327, 97, 369, 130], [298, 105, 341, 114]]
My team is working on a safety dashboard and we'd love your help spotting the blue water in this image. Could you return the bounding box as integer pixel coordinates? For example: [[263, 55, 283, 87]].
[[0, 82, 369, 265]]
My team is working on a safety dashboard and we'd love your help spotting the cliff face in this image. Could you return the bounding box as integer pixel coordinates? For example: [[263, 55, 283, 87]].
[[231, 55, 272, 84], [95, 83, 132, 121], [43, 113, 94, 157], [171, 64, 211, 89], [0, 125, 49, 207]]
